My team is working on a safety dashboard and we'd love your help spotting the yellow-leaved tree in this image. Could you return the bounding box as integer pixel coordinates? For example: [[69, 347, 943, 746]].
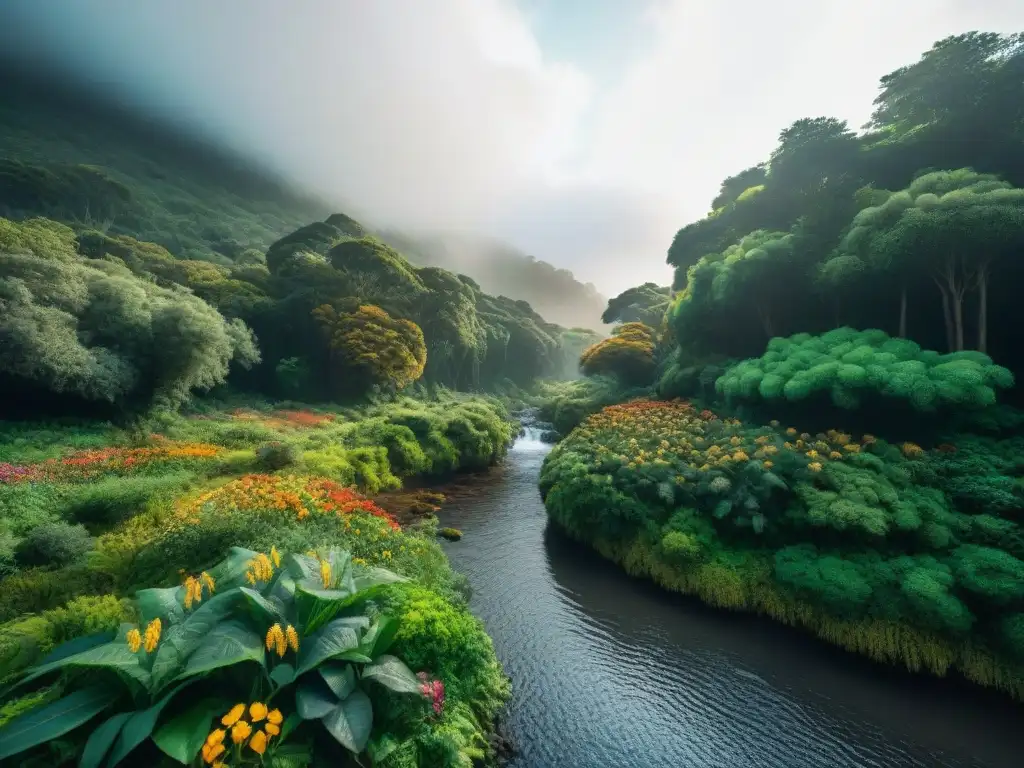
[[579, 322, 657, 386], [313, 303, 427, 394]]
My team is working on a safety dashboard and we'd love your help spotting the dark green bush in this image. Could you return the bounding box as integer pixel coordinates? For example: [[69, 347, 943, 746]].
[[61, 473, 191, 525], [14, 522, 92, 568], [255, 440, 301, 470]]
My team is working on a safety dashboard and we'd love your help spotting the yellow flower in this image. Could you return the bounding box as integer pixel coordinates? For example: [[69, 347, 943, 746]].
[[270, 546, 281, 567], [231, 719, 252, 744], [246, 552, 274, 584], [201, 571, 216, 594], [763, 460, 773, 469], [249, 729, 268, 755], [126, 628, 142, 653], [266, 623, 287, 656], [143, 618, 162, 653], [808, 462, 823, 473], [222, 703, 246, 727], [249, 702, 268, 722], [206, 728, 226, 747], [786, 427, 797, 436], [829, 451, 843, 460], [265, 722, 281, 736], [320, 559, 332, 588], [806, 450, 819, 459], [267, 709, 283, 725], [286, 625, 300, 652], [202, 742, 225, 764], [843, 443, 861, 453], [184, 576, 197, 610]]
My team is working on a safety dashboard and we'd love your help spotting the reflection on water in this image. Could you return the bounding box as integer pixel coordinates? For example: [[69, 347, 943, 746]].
[[437, 435, 1021, 768]]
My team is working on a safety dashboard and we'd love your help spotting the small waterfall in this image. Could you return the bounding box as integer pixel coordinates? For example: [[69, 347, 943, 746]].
[[513, 407, 552, 452]]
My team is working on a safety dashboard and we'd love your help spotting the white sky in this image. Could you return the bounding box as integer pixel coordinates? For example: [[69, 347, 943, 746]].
[[2, 0, 1023, 294]]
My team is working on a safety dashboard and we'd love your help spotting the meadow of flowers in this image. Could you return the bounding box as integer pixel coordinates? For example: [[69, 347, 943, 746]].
[[541, 398, 1024, 699], [0, 394, 516, 766]]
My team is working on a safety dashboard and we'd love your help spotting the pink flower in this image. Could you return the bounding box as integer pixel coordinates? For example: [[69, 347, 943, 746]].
[[416, 672, 445, 715]]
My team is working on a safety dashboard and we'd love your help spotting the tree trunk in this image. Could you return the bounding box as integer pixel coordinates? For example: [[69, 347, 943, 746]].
[[977, 264, 989, 354], [898, 287, 907, 338], [945, 263, 966, 352], [933, 276, 955, 352]]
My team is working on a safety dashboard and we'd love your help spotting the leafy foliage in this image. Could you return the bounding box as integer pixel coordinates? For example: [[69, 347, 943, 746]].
[[0, 218, 259, 418], [579, 323, 657, 386], [717, 327, 1014, 413], [601, 283, 671, 327], [0, 546, 434, 765], [541, 400, 1024, 697], [314, 304, 427, 395]]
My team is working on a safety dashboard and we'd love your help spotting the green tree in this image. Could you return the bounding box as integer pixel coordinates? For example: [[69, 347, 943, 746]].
[[822, 169, 1024, 352], [0, 217, 259, 417], [601, 282, 671, 327]]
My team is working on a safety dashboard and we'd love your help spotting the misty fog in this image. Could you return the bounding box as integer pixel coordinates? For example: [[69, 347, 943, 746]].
[[1, 0, 1021, 294]]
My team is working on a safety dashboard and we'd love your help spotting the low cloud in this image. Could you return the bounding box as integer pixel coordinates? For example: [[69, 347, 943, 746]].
[[1, 0, 1021, 295]]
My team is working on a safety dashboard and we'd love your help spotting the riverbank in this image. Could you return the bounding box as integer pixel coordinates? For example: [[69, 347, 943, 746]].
[[539, 398, 1024, 702], [0, 394, 514, 766], [436, 430, 1022, 768]]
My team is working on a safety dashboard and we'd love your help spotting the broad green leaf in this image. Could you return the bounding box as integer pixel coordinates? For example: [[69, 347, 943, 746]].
[[270, 662, 296, 687], [0, 686, 118, 760], [135, 586, 185, 626], [280, 712, 302, 742], [320, 688, 372, 754], [366, 734, 402, 765], [295, 619, 359, 676], [151, 592, 242, 692], [359, 616, 399, 659], [152, 697, 224, 764], [39, 631, 116, 669], [294, 584, 354, 636], [353, 567, 406, 593], [296, 675, 338, 720], [209, 547, 263, 591], [268, 572, 298, 603], [319, 663, 355, 699], [239, 587, 288, 625], [285, 553, 320, 581], [328, 550, 355, 595], [332, 651, 373, 664], [105, 682, 191, 766], [360, 655, 420, 694], [19, 642, 150, 692], [177, 621, 264, 681], [79, 711, 131, 768]]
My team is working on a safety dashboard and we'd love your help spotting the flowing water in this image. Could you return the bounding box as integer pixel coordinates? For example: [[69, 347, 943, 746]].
[[437, 429, 1022, 768]]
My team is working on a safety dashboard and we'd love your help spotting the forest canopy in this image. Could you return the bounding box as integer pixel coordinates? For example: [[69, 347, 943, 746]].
[[0, 217, 258, 418]]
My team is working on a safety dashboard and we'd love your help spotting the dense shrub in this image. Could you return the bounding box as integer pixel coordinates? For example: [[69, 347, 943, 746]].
[[13, 522, 92, 568], [717, 328, 1014, 412], [579, 322, 657, 386], [0, 217, 260, 417], [255, 440, 301, 470], [541, 399, 1024, 698]]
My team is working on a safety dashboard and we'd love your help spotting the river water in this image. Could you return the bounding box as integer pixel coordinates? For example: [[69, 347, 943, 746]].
[[437, 430, 1022, 768]]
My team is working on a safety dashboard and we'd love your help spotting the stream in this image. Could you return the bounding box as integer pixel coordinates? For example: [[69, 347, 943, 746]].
[[437, 429, 1022, 768]]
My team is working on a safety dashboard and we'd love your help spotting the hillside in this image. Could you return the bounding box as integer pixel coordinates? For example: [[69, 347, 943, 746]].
[[379, 230, 608, 331], [0, 66, 608, 332]]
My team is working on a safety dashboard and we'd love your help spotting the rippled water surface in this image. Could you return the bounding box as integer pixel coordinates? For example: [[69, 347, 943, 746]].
[[438, 433, 1022, 768]]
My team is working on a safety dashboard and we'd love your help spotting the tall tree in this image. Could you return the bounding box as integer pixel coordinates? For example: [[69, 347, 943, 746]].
[[823, 169, 1024, 352]]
